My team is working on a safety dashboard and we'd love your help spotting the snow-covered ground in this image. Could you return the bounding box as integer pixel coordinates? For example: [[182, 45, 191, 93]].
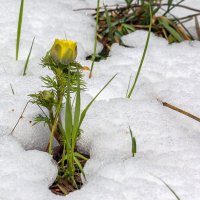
[[0, 0, 200, 200]]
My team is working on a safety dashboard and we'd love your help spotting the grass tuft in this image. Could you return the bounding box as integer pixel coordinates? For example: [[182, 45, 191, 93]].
[[83, 0, 194, 61]]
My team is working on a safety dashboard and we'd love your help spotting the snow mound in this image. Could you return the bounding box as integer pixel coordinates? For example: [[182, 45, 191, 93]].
[[0, 135, 59, 200]]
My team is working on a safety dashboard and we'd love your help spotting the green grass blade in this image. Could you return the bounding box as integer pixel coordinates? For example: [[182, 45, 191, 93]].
[[79, 73, 117, 127], [58, 122, 71, 149], [163, 0, 185, 16], [65, 71, 72, 146], [125, 0, 133, 7], [159, 18, 183, 42], [62, 154, 68, 162], [129, 126, 137, 157], [126, 75, 132, 97], [61, 144, 66, 168], [89, 0, 100, 78], [152, 175, 181, 200], [162, 9, 193, 40], [152, 6, 160, 16], [23, 37, 35, 76], [122, 24, 135, 34], [71, 70, 81, 148], [74, 152, 88, 161], [16, 0, 24, 60], [127, 4, 152, 98], [167, 0, 173, 11], [104, 4, 114, 43], [74, 155, 86, 180]]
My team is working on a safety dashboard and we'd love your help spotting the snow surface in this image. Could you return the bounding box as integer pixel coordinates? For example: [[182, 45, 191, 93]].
[[0, 0, 200, 200]]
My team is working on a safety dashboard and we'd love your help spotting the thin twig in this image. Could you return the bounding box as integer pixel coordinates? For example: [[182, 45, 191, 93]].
[[10, 101, 30, 134], [165, 3, 200, 13], [161, 100, 200, 123], [163, 0, 185, 16], [74, 3, 200, 14], [37, 105, 48, 119], [173, 13, 200, 21], [73, 3, 122, 12]]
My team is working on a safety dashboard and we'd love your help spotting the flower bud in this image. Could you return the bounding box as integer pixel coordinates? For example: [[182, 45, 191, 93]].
[[41, 91, 54, 101], [38, 91, 54, 108], [50, 39, 77, 65]]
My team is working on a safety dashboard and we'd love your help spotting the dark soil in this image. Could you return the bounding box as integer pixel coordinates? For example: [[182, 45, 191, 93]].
[[49, 146, 89, 196]]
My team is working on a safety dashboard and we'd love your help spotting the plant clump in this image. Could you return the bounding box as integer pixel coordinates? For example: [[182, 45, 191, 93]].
[[29, 39, 116, 195], [86, 0, 196, 61], [30, 39, 87, 194]]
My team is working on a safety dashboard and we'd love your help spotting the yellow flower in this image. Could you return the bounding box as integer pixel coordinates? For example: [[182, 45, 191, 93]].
[[50, 39, 77, 65]]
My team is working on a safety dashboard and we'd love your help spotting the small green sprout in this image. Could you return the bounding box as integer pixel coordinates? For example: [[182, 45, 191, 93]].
[[129, 126, 137, 157]]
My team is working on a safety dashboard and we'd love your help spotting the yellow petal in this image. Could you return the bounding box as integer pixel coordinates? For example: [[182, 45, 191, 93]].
[[50, 39, 77, 65]]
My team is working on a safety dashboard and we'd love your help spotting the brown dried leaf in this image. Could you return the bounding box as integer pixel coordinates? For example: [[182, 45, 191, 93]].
[[195, 16, 200, 40]]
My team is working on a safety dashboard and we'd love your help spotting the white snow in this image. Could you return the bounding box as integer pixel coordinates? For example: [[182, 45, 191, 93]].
[[0, 135, 59, 200], [0, 0, 200, 200]]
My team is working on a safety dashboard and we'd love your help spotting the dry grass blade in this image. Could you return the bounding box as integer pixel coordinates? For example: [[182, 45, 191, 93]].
[[10, 101, 30, 134], [195, 16, 200, 40], [57, 184, 68, 195], [97, 33, 111, 50], [10, 83, 15, 95], [152, 174, 181, 200], [74, 3, 200, 13], [160, 100, 200, 123], [173, 24, 191, 40]]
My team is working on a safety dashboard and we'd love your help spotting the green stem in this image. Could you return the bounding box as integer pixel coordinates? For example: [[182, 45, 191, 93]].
[[49, 108, 54, 128], [67, 151, 76, 188], [61, 144, 66, 169], [48, 98, 63, 154], [48, 71, 65, 153]]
